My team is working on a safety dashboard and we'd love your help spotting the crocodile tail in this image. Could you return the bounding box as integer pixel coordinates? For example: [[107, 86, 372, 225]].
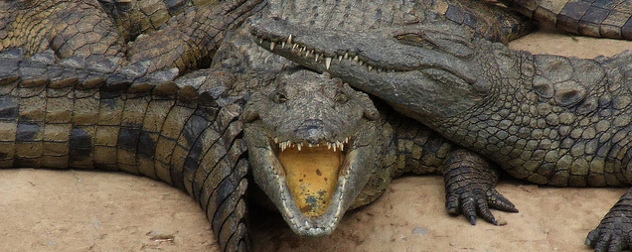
[[502, 0, 632, 39], [0, 49, 251, 251]]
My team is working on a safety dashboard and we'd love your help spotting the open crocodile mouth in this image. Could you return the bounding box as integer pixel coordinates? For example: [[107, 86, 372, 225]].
[[244, 120, 372, 236], [242, 66, 381, 236], [274, 138, 350, 217], [259, 135, 361, 236]]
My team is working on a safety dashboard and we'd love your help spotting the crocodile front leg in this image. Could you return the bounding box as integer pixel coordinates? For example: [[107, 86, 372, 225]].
[[385, 110, 518, 226], [586, 188, 632, 252], [443, 148, 518, 225]]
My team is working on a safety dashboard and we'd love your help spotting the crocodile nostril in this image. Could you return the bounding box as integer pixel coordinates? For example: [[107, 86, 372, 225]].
[[300, 119, 324, 128], [294, 119, 326, 142]]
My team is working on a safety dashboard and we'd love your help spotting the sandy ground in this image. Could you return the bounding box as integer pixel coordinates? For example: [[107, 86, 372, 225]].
[[2, 29, 632, 252]]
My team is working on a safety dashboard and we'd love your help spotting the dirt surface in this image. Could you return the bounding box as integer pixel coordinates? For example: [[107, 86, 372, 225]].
[[2, 29, 632, 252]]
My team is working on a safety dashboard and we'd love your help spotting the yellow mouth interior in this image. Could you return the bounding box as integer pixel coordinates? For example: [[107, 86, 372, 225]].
[[278, 145, 342, 217]]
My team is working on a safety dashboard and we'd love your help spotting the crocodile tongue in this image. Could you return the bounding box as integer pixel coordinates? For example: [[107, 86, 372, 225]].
[[278, 145, 342, 217]]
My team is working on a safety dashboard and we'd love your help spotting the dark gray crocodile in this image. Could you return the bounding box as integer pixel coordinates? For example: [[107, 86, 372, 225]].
[[4, 0, 632, 251], [252, 15, 632, 252]]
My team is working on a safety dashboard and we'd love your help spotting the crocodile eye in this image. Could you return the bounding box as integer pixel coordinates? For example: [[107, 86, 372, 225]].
[[272, 91, 288, 103], [335, 92, 348, 104]]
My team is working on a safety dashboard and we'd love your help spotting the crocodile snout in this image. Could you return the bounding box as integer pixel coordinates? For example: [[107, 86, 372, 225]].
[[294, 119, 327, 143]]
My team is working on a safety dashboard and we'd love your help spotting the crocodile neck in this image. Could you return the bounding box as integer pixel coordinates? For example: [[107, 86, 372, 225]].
[[434, 45, 632, 187]]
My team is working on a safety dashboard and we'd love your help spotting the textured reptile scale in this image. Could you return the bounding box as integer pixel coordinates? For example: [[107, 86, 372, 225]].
[[0, 75, 250, 250]]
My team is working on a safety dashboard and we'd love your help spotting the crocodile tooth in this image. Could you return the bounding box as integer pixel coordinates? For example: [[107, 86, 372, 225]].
[[281, 42, 286, 48], [333, 143, 337, 152], [325, 57, 332, 70], [270, 42, 276, 50], [338, 55, 343, 62], [353, 55, 359, 61], [293, 44, 298, 50], [338, 142, 344, 151], [287, 35, 292, 44], [297, 143, 302, 151], [308, 143, 313, 148], [327, 143, 332, 150], [274, 137, 279, 144], [259, 38, 263, 44], [305, 50, 311, 57], [344, 53, 349, 59], [344, 137, 349, 143], [315, 54, 320, 62], [368, 66, 373, 71]]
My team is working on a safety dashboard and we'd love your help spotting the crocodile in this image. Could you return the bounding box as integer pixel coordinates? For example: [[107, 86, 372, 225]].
[[251, 15, 632, 252], [4, 0, 632, 251]]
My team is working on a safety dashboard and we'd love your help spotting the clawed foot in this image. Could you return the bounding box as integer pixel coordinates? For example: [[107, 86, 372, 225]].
[[442, 148, 518, 226], [585, 194, 632, 252], [445, 183, 518, 225]]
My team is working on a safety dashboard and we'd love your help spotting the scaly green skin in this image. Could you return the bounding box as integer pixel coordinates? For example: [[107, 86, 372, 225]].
[[0, 0, 262, 74], [253, 16, 632, 252], [0, 48, 251, 251]]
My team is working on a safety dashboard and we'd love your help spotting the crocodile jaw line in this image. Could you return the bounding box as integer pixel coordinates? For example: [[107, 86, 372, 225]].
[[248, 17, 475, 84]]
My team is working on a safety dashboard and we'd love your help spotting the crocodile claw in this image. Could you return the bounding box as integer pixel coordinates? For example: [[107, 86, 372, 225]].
[[445, 183, 518, 225], [443, 148, 518, 226], [585, 191, 632, 252]]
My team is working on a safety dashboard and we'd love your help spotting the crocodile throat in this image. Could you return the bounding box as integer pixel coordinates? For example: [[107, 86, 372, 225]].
[[278, 142, 344, 216]]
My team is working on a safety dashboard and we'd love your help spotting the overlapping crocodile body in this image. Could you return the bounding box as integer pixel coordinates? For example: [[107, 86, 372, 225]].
[[254, 15, 632, 252], [6, 0, 632, 251], [504, 0, 632, 39]]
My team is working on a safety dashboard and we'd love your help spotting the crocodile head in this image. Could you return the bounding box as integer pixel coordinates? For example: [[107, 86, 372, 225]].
[[242, 69, 385, 236], [248, 17, 501, 124]]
